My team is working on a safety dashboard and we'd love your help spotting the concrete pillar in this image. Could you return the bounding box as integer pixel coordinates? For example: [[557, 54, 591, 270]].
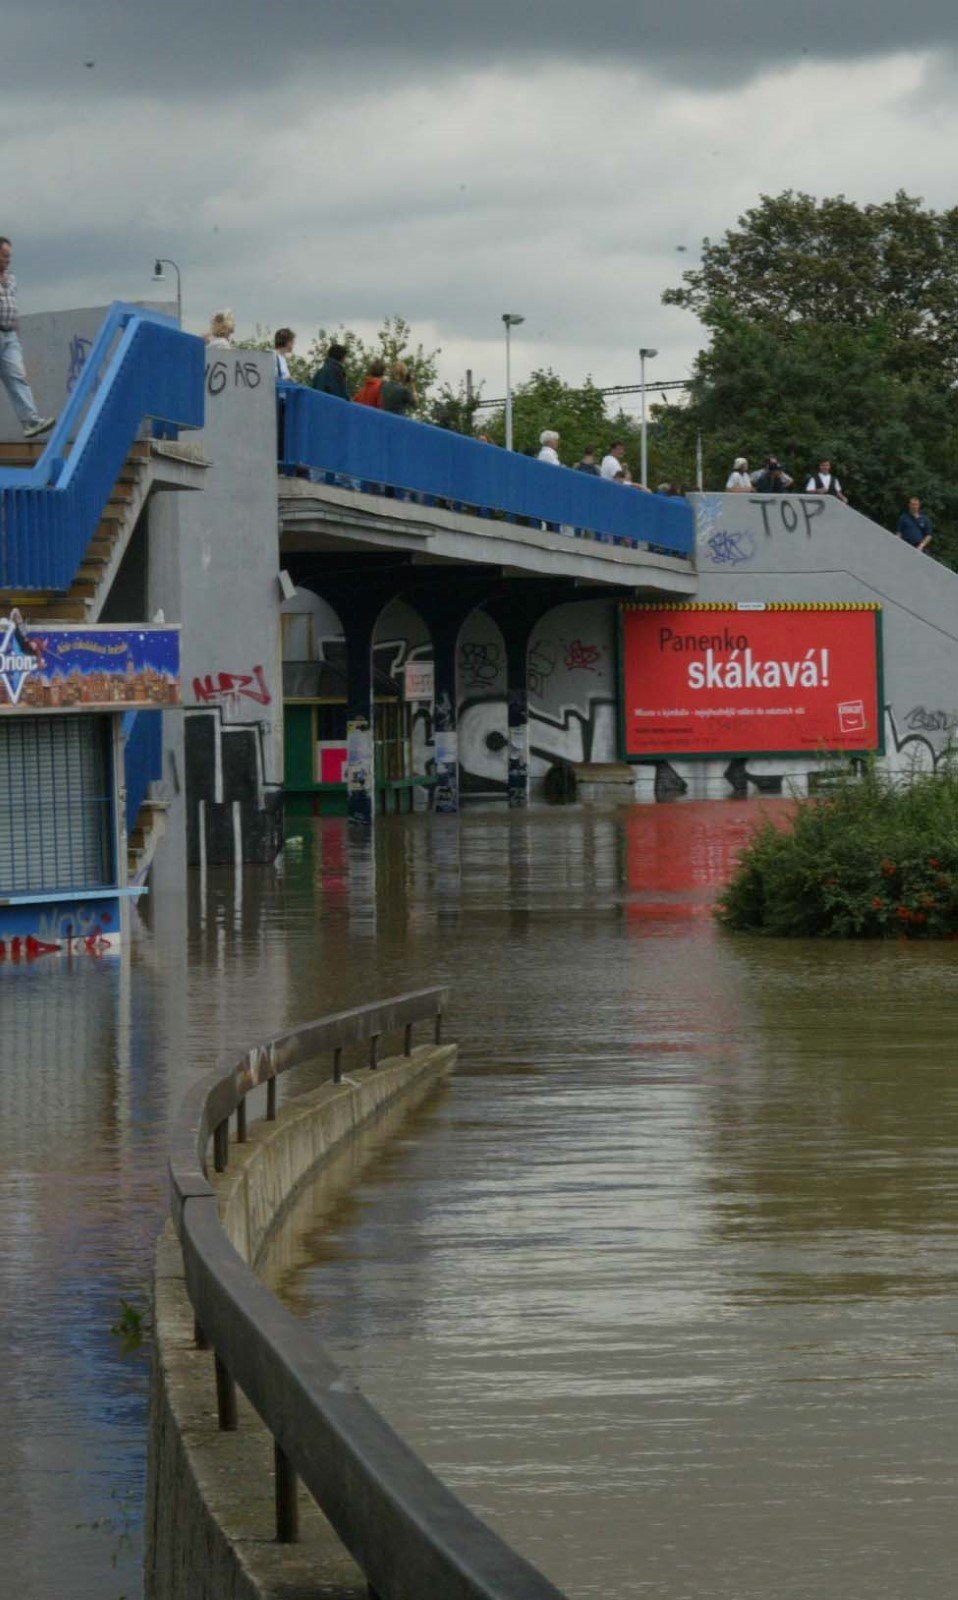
[[505, 631, 530, 809], [344, 615, 375, 828], [431, 619, 460, 814]]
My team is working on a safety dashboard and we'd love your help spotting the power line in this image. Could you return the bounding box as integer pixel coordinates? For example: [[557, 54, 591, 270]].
[[473, 378, 692, 410]]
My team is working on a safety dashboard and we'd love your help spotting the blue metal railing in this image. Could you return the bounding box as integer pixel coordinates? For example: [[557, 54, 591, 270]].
[[122, 709, 163, 836], [0, 302, 205, 592], [280, 386, 694, 557]]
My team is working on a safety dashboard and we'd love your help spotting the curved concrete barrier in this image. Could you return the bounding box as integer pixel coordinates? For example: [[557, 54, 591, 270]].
[[147, 1043, 456, 1600]]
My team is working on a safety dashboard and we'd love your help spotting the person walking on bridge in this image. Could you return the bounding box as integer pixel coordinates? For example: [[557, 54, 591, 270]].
[[0, 236, 55, 439]]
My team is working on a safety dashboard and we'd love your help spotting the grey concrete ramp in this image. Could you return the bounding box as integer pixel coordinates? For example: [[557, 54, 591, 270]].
[[689, 491, 958, 785]]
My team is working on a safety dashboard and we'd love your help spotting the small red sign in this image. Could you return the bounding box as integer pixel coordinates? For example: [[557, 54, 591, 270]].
[[621, 605, 881, 758]]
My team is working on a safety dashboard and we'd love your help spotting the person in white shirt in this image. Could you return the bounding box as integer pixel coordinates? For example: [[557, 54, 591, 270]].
[[601, 441, 627, 479], [805, 458, 847, 502], [274, 327, 295, 381], [537, 429, 561, 464], [726, 456, 752, 491]]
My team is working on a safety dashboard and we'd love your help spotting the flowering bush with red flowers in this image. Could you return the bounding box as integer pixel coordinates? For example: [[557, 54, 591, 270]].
[[717, 760, 958, 937]]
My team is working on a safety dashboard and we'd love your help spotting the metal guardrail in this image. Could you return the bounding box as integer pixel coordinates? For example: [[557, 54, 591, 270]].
[[168, 987, 567, 1600], [0, 302, 204, 592], [280, 384, 694, 558]]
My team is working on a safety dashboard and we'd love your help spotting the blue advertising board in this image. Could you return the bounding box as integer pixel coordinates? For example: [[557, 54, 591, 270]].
[[0, 617, 180, 712]]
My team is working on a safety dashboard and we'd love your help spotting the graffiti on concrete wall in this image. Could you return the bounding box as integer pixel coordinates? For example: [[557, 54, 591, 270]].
[[66, 333, 93, 394], [698, 492, 830, 568], [192, 665, 272, 712], [459, 640, 502, 690], [206, 358, 263, 397], [459, 696, 616, 789], [0, 901, 117, 963]]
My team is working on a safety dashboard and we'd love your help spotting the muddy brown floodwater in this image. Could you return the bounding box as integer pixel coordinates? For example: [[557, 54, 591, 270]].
[[2, 802, 957, 1599]]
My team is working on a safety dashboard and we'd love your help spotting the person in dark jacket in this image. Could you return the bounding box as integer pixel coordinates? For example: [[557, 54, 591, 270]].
[[751, 456, 793, 493], [381, 360, 417, 416], [574, 446, 600, 475], [310, 343, 350, 400], [896, 496, 933, 551]]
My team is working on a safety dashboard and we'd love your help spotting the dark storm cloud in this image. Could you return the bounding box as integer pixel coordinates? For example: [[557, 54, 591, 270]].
[[4, 0, 957, 99]]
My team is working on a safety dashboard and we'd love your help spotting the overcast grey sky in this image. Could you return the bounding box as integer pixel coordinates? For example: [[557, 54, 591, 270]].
[[4, 1, 957, 406]]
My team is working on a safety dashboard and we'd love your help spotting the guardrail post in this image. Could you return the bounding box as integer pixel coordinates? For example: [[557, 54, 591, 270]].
[[404, 1022, 413, 1056], [434, 1010, 443, 1045], [333, 1046, 343, 1084], [274, 1441, 299, 1543], [369, 1033, 380, 1070], [213, 1118, 229, 1172], [236, 1096, 247, 1143], [215, 1355, 238, 1430], [266, 1077, 277, 1121]]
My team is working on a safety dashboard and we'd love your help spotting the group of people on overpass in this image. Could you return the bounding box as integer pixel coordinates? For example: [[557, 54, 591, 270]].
[[727, 453, 935, 552]]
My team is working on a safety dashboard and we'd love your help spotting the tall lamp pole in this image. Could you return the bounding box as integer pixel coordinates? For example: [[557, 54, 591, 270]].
[[502, 313, 524, 451], [638, 347, 658, 488], [152, 258, 182, 326]]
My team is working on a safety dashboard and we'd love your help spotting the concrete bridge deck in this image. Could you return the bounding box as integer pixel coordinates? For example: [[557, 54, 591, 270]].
[[279, 477, 697, 595]]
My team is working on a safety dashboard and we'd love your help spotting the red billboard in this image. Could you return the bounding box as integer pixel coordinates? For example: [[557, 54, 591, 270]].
[[620, 603, 882, 758]]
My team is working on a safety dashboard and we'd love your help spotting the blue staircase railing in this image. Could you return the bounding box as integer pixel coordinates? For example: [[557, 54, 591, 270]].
[[0, 302, 205, 592], [122, 709, 163, 837], [280, 385, 694, 558]]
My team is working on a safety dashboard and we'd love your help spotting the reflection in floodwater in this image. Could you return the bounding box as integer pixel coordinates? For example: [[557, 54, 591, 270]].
[[3, 801, 958, 1599]]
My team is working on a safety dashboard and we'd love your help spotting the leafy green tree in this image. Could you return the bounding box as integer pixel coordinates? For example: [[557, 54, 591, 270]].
[[479, 368, 641, 469], [664, 190, 958, 382], [238, 316, 441, 414], [661, 191, 958, 564]]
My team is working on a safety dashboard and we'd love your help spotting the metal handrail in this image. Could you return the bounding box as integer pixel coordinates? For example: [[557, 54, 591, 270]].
[[167, 987, 567, 1600], [0, 302, 204, 592], [279, 382, 695, 558]]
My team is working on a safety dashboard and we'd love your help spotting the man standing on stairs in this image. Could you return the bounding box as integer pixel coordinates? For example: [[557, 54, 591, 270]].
[[0, 237, 55, 440]]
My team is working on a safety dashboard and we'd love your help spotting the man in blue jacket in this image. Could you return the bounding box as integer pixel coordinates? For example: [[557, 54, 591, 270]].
[[896, 496, 933, 552], [310, 343, 350, 399]]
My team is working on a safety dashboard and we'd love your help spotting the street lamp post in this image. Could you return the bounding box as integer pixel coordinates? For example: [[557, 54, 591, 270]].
[[152, 258, 182, 327], [639, 347, 658, 488], [502, 313, 524, 451]]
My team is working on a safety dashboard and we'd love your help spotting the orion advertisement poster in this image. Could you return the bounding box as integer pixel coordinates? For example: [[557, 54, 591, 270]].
[[0, 619, 180, 712], [620, 603, 882, 759]]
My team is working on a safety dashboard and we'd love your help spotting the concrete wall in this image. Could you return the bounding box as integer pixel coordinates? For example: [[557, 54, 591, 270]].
[[674, 491, 958, 796], [148, 348, 284, 866], [147, 1044, 456, 1600], [458, 599, 617, 794], [0, 300, 175, 439]]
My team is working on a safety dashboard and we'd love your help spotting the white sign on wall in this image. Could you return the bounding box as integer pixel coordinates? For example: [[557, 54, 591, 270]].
[[404, 661, 434, 701]]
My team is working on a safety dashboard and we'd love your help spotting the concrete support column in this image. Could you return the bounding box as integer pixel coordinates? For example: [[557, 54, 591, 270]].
[[344, 615, 375, 828], [431, 620, 460, 814], [504, 631, 530, 809]]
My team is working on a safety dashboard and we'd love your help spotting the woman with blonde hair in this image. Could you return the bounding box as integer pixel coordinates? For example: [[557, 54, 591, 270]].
[[205, 309, 235, 348], [381, 359, 417, 416]]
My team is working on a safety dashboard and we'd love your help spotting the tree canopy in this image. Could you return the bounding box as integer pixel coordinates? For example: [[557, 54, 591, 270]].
[[478, 368, 642, 471], [664, 190, 958, 382], [659, 190, 958, 563]]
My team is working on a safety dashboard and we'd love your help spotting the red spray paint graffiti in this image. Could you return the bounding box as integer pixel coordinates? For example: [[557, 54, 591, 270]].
[[192, 665, 271, 710], [564, 640, 601, 672]]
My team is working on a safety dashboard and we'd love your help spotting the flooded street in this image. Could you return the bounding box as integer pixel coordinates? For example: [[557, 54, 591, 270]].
[[3, 802, 958, 1598]]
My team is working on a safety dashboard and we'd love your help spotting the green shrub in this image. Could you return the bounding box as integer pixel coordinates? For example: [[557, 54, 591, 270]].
[[716, 760, 958, 938]]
